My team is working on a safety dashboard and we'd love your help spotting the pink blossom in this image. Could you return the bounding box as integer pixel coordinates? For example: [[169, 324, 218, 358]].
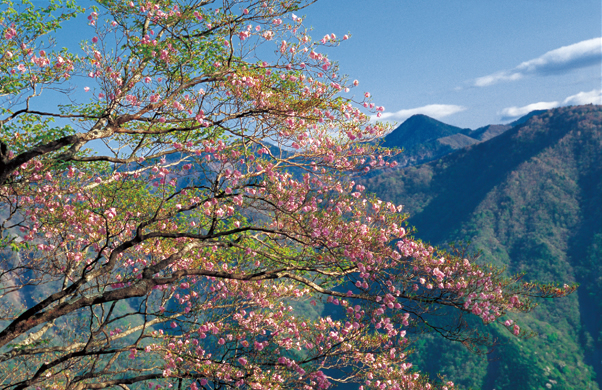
[[104, 208, 117, 219], [4, 27, 16, 40]]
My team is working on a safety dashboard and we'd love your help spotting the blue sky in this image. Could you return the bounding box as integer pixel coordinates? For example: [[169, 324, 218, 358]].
[[12, 0, 601, 131], [301, 0, 601, 129]]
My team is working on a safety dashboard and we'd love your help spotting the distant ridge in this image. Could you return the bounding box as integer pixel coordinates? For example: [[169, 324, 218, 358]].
[[469, 124, 512, 142], [508, 109, 548, 126], [380, 110, 547, 168]]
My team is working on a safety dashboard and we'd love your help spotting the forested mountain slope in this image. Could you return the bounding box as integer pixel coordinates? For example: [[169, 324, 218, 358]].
[[364, 105, 602, 389]]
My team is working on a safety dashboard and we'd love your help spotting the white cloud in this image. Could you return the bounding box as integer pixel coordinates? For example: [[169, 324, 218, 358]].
[[499, 89, 602, 119], [499, 101, 559, 118], [475, 37, 602, 87], [563, 89, 602, 105], [374, 104, 466, 122], [474, 72, 524, 87]]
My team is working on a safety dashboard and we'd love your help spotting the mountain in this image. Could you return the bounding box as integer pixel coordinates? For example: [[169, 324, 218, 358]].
[[363, 105, 602, 389], [469, 124, 512, 142], [382, 114, 473, 149], [380, 114, 474, 167], [381, 112, 538, 168], [467, 110, 548, 143]]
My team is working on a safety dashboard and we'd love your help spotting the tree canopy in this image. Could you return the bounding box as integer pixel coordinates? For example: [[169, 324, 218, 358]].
[[0, 1, 575, 389]]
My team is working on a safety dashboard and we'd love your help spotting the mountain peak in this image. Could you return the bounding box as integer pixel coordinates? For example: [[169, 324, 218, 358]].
[[383, 114, 471, 149], [400, 114, 455, 129]]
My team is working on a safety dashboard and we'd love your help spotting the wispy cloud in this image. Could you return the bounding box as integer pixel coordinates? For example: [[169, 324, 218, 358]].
[[499, 101, 559, 119], [374, 104, 466, 122], [499, 89, 601, 120], [474, 37, 602, 87], [563, 89, 602, 105]]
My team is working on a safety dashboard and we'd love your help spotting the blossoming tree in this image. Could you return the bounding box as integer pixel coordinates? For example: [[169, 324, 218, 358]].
[[0, 0, 575, 389]]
